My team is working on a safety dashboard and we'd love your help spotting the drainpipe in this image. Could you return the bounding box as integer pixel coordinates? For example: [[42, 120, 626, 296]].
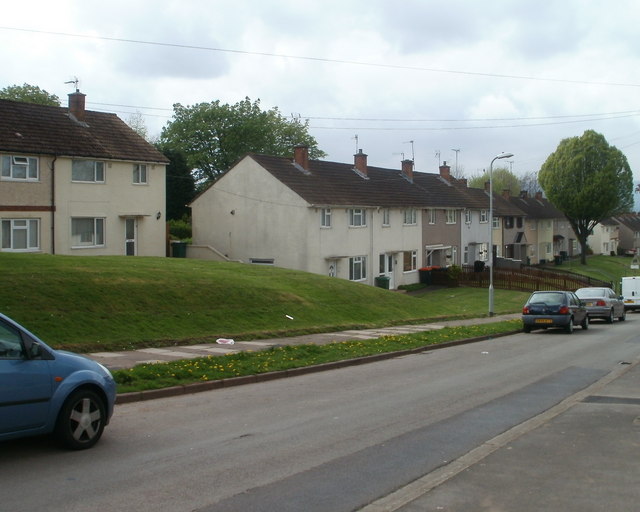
[[50, 156, 57, 254]]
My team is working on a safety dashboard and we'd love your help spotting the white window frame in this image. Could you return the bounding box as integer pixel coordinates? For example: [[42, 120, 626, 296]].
[[382, 209, 390, 227], [428, 209, 436, 225], [480, 210, 488, 223], [463, 245, 469, 265], [1, 155, 39, 181], [1, 218, 39, 251], [349, 208, 367, 227], [403, 250, 417, 272], [72, 160, 105, 183], [465, 210, 472, 224], [349, 256, 367, 281], [446, 209, 456, 224], [403, 208, 417, 226], [452, 245, 458, 265], [71, 217, 105, 248], [492, 216, 500, 229], [133, 164, 148, 184], [321, 208, 332, 228]]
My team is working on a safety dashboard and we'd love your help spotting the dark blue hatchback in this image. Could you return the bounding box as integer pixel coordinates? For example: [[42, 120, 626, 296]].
[[522, 290, 589, 334], [0, 312, 116, 449]]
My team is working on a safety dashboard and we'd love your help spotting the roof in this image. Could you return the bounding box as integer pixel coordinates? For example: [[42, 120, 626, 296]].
[[0, 99, 168, 164], [613, 214, 640, 231], [507, 194, 566, 219], [249, 153, 466, 208]]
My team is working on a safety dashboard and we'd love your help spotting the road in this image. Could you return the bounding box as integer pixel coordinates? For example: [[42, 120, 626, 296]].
[[2, 317, 639, 512]]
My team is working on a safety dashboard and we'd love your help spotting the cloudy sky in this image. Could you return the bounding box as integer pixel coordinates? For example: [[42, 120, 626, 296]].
[[2, 0, 640, 191]]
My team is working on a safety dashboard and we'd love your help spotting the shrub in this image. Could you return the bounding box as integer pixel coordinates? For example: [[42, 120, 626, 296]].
[[168, 216, 192, 240]]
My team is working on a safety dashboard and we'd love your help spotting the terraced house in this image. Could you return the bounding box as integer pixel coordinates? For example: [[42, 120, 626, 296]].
[[0, 91, 168, 256]]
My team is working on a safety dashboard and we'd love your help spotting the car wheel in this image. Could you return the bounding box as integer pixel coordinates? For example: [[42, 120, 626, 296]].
[[619, 309, 626, 321], [523, 325, 532, 333], [565, 318, 574, 334], [55, 389, 106, 450], [606, 309, 614, 324], [581, 315, 589, 330]]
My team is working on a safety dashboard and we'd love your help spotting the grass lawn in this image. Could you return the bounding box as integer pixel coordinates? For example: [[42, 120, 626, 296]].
[[558, 254, 640, 292]]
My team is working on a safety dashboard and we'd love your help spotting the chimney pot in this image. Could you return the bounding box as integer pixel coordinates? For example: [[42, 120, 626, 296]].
[[439, 162, 451, 181], [354, 149, 368, 176]]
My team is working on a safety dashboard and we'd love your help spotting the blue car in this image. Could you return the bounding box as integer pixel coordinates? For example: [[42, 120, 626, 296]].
[[0, 312, 116, 449]]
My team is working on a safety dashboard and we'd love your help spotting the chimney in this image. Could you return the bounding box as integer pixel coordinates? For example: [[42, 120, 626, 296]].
[[354, 149, 368, 176], [439, 161, 451, 181], [484, 181, 490, 192], [293, 145, 309, 171], [535, 191, 543, 200], [68, 90, 86, 121], [502, 189, 510, 199], [519, 190, 528, 199], [401, 159, 414, 182]]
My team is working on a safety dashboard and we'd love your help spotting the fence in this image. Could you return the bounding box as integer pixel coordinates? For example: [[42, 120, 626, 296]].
[[430, 265, 612, 292]]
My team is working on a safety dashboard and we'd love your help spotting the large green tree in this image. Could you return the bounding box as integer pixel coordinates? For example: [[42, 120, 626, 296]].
[[0, 83, 60, 106], [539, 130, 633, 264], [160, 97, 325, 182], [468, 167, 521, 195]]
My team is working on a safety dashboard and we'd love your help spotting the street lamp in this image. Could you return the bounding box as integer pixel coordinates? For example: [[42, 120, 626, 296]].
[[488, 152, 514, 316]]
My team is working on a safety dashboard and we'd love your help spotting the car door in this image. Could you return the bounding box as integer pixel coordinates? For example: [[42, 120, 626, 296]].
[[608, 288, 623, 317], [0, 319, 53, 435], [570, 292, 586, 323]]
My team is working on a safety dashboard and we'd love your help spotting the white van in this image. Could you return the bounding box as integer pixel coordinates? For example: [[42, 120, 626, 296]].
[[621, 276, 640, 310]]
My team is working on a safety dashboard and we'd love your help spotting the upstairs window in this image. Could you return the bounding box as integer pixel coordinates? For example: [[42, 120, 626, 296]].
[[382, 209, 390, 227], [349, 208, 367, 227], [446, 209, 456, 224], [465, 210, 472, 224], [321, 208, 332, 228], [403, 208, 417, 225], [1, 155, 39, 181], [480, 210, 488, 223], [72, 160, 105, 183], [505, 216, 514, 229], [133, 164, 148, 184], [428, 209, 436, 224]]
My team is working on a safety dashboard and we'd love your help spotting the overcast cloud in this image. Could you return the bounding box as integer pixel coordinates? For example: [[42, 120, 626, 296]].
[[2, 0, 640, 200]]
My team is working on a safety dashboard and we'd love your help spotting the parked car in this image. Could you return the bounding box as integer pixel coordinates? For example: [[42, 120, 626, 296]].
[[522, 290, 589, 334], [575, 287, 625, 323], [0, 312, 116, 449]]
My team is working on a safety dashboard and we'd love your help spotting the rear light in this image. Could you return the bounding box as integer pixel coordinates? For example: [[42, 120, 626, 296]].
[[522, 306, 530, 314], [559, 305, 570, 314], [596, 300, 606, 306]]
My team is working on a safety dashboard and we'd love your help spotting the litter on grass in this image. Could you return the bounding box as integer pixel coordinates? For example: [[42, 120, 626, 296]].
[[216, 338, 235, 345]]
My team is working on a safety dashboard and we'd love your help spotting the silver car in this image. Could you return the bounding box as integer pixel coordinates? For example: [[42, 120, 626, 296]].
[[575, 287, 625, 323]]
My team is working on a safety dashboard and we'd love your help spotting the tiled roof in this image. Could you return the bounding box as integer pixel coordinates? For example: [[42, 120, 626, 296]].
[[613, 214, 640, 230], [507, 194, 565, 219], [0, 99, 168, 163], [250, 154, 465, 208]]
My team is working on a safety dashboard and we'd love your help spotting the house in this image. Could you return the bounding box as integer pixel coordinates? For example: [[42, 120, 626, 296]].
[[611, 213, 640, 254], [190, 146, 446, 288], [0, 91, 168, 256], [588, 219, 619, 255]]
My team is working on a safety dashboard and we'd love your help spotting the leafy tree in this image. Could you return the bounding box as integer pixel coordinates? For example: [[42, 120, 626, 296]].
[[467, 167, 521, 195], [0, 83, 60, 106], [127, 111, 150, 141], [539, 130, 633, 264], [158, 146, 196, 221], [160, 97, 326, 182]]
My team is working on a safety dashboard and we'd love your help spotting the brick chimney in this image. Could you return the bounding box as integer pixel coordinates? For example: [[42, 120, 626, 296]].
[[439, 161, 451, 181], [535, 191, 543, 200], [401, 159, 414, 182], [354, 149, 368, 176], [502, 189, 511, 199], [519, 190, 528, 199], [293, 145, 309, 171], [68, 90, 86, 121]]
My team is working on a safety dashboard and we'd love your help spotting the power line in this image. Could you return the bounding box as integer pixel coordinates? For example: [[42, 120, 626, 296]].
[[3, 25, 640, 88]]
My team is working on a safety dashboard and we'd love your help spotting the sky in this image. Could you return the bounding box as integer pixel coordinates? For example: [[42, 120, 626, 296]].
[[2, 0, 640, 196]]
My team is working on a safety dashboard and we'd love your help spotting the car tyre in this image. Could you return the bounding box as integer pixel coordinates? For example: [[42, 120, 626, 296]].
[[55, 389, 106, 450], [581, 315, 589, 330], [523, 325, 532, 333], [619, 310, 626, 321], [565, 317, 574, 334], [606, 309, 614, 324]]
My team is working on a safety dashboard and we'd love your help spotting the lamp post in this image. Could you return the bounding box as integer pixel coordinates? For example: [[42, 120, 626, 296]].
[[488, 152, 514, 316]]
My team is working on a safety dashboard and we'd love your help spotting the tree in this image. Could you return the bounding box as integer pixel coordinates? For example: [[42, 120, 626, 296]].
[[539, 130, 633, 264], [467, 166, 521, 195], [157, 146, 196, 221], [160, 97, 326, 183], [0, 83, 60, 106], [127, 111, 150, 141]]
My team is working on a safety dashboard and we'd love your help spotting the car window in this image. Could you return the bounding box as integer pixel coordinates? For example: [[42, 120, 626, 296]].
[[530, 292, 564, 305], [0, 320, 25, 360]]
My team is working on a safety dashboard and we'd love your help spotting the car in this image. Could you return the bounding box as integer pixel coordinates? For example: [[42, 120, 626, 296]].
[[0, 312, 116, 449], [575, 287, 625, 323], [522, 290, 589, 334]]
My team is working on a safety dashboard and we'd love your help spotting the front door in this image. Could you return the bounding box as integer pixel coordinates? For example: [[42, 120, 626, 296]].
[[379, 253, 394, 289], [125, 218, 136, 256]]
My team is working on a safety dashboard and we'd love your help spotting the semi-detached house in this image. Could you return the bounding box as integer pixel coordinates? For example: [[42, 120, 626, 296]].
[[0, 91, 169, 256]]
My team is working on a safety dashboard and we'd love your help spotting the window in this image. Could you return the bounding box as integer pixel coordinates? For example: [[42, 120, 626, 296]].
[[321, 208, 332, 228], [446, 209, 456, 224], [349, 256, 367, 281], [1, 155, 38, 181], [516, 217, 523, 228], [0, 320, 23, 360], [463, 245, 469, 265], [465, 210, 472, 224], [492, 216, 500, 229], [1, 219, 39, 251], [505, 217, 514, 229], [452, 245, 458, 265], [480, 210, 488, 223], [382, 209, 390, 227], [71, 218, 105, 247], [72, 160, 105, 182], [349, 208, 366, 227], [403, 208, 417, 225], [133, 164, 147, 184], [428, 209, 436, 224], [403, 250, 417, 272]]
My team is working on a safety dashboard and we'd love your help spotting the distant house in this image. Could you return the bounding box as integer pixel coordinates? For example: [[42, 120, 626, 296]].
[[0, 91, 168, 256], [588, 219, 619, 255], [611, 213, 640, 254], [190, 146, 446, 288]]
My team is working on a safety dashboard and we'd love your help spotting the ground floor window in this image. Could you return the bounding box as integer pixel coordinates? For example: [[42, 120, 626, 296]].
[[71, 217, 105, 248], [403, 250, 417, 272], [349, 256, 367, 281], [1, 218, 39, 251]]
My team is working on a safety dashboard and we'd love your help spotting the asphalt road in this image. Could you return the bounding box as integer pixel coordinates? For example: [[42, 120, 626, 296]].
[[2, 316, 639, 512]]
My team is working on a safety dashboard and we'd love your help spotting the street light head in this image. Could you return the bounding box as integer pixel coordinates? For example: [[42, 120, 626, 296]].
[[496, 152, 514, 159]]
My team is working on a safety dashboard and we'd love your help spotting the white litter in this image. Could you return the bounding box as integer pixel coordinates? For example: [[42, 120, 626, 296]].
[[285, 315, 294, 320], [216, 338, 235, 345]]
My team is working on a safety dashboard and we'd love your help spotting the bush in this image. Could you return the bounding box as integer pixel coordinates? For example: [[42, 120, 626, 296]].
[[168, 216, 192, 240]]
